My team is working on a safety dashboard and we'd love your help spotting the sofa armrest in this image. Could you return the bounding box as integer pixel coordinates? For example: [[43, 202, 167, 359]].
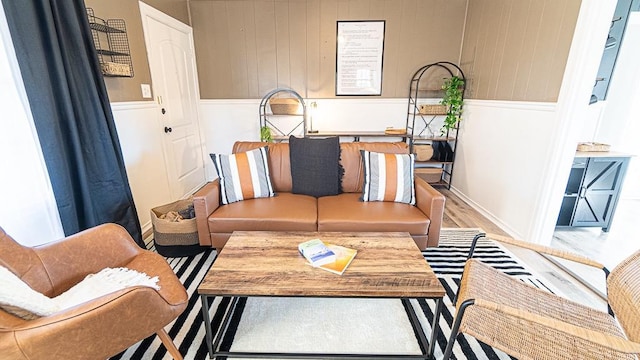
[[193, 180, 221, 246], [414, 177, 446, 247]]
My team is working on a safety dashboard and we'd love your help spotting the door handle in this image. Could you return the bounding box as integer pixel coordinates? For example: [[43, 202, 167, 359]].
[[161, 108, 166, 114], [164, 126, 172, 133], [579, 186, 587, 198]]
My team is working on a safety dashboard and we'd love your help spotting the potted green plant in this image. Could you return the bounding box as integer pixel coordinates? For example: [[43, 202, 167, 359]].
[[440, 75, 465, 135], [260, 126, 273, 142]]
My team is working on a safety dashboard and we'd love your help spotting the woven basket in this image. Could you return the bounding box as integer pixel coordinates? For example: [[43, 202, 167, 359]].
[[414, 145, 434, 161], [101, 61, 132, 77], [415, 168, 443, 183], [150, 198, 203, 257], [419, 104, 448, 115], [576, 142, 611, 152], [269, 98, 300, 115]]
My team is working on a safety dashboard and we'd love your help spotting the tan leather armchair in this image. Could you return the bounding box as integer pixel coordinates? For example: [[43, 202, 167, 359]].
[[0, 223, 188, 360]]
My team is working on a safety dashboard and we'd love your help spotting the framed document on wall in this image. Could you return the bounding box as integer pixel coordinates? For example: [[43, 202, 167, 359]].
[[336, 20, 385, 96]]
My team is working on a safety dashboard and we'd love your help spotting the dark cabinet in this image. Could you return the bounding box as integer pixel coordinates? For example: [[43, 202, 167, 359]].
[[557, 155, 630, 231]]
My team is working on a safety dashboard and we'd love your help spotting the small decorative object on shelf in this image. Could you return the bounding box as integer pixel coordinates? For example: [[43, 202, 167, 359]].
[[415, 167, 443, 183], [269, 98, 301, 115], [413, 144, 433, 162], [576, 142, 611, 152], [432, 140, 454, 162], [384, 127, 407, 135], [260, 126, 273, 142], [418, 104, 448, 115], [100, 62, 131, 77], [86, 8, 133, 78]]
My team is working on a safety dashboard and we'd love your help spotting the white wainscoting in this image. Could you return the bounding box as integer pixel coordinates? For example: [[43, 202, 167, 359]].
[[451, 99, 557, 240], [199, 98, 410, 181], [111, 101, 172, 234], [199, 97, 567, 243]]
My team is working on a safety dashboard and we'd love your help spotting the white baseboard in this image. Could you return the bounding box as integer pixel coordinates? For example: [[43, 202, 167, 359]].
[[141, 220, 152, 235], [142, 221, 154, 243], [449, 185, 523, 239]]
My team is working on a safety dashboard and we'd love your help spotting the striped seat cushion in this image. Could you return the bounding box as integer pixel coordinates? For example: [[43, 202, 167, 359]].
[[211, 146, 275, 204], [360, 150, 415, 205]]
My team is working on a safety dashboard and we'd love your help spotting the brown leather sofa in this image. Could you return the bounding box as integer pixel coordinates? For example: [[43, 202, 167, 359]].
[[193, 141, 446, 250], [0, 224, 187, 360]]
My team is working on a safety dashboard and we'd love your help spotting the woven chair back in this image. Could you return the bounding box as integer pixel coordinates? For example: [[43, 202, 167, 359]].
[[607, 249, 640, 343]]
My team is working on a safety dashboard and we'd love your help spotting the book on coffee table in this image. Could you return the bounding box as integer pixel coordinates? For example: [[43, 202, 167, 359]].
[[298, 239, 336, 267], [316, 244, 357, 275]]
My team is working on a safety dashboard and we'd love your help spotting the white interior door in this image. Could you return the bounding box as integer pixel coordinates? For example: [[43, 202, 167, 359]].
[[139, 2, 205, 199]]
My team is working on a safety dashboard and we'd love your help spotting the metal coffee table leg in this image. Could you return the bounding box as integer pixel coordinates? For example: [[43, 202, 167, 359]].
[[200, 295, 214, 358], [201, 296, 240, 359], [403, 297, 443, 359], [429, 298, 442, 358]]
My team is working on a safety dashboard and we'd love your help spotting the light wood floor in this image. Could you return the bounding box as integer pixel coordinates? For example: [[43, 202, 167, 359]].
[[550, 198, 640, 298], [439, 188, 607, 311]]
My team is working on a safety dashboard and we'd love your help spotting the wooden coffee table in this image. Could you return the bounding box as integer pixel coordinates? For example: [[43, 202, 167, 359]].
[[198, 231, 445, 359]]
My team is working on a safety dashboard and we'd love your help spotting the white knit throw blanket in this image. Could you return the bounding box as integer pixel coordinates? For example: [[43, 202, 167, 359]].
[[54, 267, 160, 310], [0, 266, 160, 320]]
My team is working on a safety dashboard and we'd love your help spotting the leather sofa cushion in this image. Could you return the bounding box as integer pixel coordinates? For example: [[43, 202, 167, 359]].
[[317, 193, 429, 234], [208, 192, 317, 233], [232, 141, 409, 194]]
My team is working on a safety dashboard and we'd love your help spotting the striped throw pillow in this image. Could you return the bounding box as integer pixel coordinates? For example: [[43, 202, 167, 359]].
[[360, 150, 416, 205], [210, 146, 275, 204]]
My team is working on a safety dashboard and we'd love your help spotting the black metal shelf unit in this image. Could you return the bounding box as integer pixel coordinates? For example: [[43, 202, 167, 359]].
[[405, 61, 466, 189], [259, 88, 307, 142], [86, 8, 133, 77]]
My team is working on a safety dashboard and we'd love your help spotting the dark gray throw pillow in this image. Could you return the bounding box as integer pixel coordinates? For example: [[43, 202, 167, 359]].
[[289, 136, 343, 197]]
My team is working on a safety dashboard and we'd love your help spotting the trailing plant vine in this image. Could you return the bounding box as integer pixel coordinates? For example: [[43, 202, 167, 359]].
[[440, 76, 465, 135]]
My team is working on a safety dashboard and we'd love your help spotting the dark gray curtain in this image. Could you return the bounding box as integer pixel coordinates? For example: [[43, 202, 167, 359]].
[[2, 0, 143, 246]]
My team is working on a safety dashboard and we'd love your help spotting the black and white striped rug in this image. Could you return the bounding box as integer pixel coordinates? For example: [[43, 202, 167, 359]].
[[113, 229, 547, 360]]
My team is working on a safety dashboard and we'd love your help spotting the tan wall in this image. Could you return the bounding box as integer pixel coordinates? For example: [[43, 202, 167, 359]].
[[85, 0, 578, 103], [84, 0, 188, 102], [142, 0, 190, 25], [190, 0, 468, 99], [84, 0, 153, 102], [460, 0, 581, 102]]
